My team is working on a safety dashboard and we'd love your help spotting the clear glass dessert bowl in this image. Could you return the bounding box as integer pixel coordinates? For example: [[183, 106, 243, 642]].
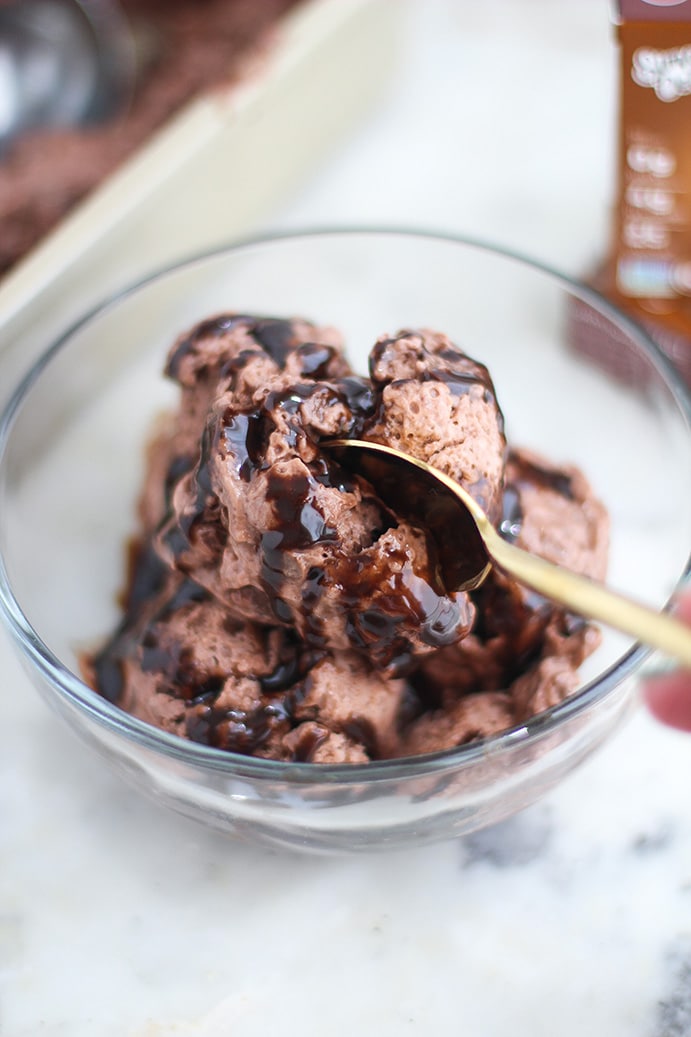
[[0, 229, 689, 854]]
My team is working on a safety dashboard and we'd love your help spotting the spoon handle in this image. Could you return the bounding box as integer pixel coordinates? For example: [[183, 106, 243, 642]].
[[487, 532, 691, 669]]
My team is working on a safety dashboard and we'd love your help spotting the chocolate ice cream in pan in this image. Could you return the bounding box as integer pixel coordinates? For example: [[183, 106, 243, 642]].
[[0, 0, 302, 275], [84, 313, 608, 763]]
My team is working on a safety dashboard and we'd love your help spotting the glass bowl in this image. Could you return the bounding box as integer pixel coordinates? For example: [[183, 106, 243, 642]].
[[0, 229, 689, 854]]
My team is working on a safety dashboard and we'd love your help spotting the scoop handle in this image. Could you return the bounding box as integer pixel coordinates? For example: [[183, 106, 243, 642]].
[[487, 532, 691, 669]]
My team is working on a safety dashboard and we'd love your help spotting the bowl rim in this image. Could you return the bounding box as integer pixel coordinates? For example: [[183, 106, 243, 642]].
[[0, 225, 690, 784]]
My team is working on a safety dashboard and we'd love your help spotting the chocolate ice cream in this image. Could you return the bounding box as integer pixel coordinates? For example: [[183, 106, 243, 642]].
[[0, 0, 301, 275], [84, 313, 609, 763]]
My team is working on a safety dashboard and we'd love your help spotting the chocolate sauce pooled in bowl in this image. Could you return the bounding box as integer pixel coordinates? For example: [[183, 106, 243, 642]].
[[83, 314, 609, 763]]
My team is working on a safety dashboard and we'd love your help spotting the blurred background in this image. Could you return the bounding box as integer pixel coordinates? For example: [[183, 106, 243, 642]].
[[273, 0, 616, 277], [0, 0, 617, 344]]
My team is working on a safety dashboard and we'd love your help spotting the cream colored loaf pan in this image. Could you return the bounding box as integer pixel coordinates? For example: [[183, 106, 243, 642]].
[[0, 0, 400, 400]]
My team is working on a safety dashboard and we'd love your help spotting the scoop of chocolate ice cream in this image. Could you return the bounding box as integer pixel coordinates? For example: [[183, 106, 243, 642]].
[[402, 444, 609, 751], [366, 328, 507, 522], [86, 565, 408, 762], [152, 317, 496, 673]]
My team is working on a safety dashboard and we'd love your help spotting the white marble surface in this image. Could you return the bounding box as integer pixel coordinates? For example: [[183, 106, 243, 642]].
[[2, 2, 691, 1035]]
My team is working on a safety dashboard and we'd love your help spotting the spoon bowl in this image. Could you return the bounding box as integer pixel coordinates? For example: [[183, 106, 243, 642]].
[[327, 438, 691, 669]]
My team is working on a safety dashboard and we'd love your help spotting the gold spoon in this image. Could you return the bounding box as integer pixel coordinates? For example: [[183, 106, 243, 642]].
[[326, 439, 691, 669]]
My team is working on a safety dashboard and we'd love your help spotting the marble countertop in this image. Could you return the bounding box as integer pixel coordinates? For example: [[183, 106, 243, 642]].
[[2, 2, 691, 1035]]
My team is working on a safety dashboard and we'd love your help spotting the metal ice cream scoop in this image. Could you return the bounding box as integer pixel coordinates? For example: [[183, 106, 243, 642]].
[[0, 0, 133, 151], [326, 438, 691, 669]]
